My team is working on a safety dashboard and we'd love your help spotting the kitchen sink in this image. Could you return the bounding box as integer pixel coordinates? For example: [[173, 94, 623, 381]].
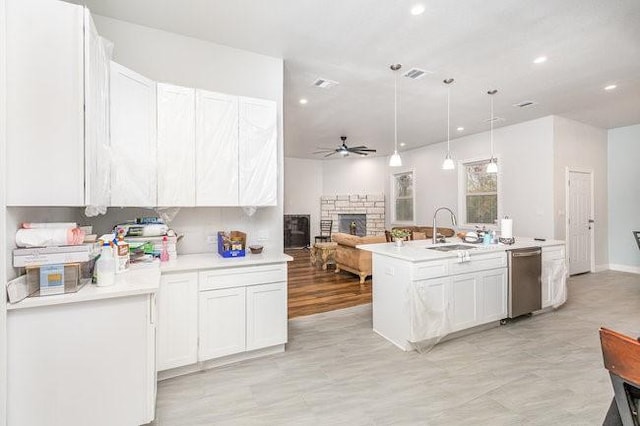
[[426, 244, 479, 252]]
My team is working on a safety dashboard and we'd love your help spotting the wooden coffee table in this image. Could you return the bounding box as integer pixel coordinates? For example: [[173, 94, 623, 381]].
[[310, 242, 338, 270]]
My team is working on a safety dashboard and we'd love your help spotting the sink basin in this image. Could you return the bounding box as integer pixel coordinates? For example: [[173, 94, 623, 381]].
[[426, 244, 479, 252]]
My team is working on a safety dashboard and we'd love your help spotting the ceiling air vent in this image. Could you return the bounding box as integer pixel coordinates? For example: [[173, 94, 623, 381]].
[[312, 78, 339, 89], [483, 116, 506, 123], [513, 100, 538, 108], [403, 68, 431, 80]]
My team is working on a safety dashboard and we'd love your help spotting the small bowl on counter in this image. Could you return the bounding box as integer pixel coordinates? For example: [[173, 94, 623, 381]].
[[248, 245, 263, 254]]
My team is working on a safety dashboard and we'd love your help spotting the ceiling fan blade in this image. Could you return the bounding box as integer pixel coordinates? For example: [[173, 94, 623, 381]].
[[348, 146, 368, 150], [353, 148, 377, 152], [313, 150, 335, 154], [324, 152, 337, 157]]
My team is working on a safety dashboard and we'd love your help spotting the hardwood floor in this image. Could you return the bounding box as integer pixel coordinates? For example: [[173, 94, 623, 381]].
[[286, 248, 371, 319]]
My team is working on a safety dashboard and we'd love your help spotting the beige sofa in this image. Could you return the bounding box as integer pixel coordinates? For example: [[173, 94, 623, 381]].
[[391, 226, 455, 240], [331, 232, 386, 284]]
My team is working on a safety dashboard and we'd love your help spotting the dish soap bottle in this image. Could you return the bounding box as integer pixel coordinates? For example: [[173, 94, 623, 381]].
[[96, 242, 116, 287], [160, 236, 170, 263]]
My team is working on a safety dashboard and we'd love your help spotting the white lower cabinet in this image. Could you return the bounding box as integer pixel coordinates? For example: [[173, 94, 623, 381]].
[[199, 287, 247, 360], [157, 272, 198, 371], [246, 282, 288, 350], [421, 268, 507, 332], [542, 245, 567, 308], [157, 263, 288, 372], [199, 280, 287, 361]]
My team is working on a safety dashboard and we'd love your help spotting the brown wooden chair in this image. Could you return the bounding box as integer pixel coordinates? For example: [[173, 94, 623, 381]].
[[314, 220, 333, 243], [599, 327, 640, 425]]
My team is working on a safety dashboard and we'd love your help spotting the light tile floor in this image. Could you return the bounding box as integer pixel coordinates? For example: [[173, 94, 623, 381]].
[[151, 271, 640, 425]]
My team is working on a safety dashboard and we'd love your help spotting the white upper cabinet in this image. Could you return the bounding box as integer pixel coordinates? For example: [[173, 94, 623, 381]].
[[195, 90, 239, 206], [238, 97, 278, 206], [6, 0, 85, 206], [157, 83, 196, 207], [84, 9, 111, 209], [110, 62, 157, 207]]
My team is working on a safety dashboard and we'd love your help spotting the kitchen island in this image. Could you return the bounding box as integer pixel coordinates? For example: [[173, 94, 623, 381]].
[[358, 238, 567, 351]]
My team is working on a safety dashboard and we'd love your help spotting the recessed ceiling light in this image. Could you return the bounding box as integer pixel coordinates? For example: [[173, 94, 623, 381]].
[[299, 98, 308, 105], [604, 84, 617, 91], [400, 142, 406, 147], [410, 4, 425, 15], [533, 56, 547, 64], [456, 126, 464, 132]]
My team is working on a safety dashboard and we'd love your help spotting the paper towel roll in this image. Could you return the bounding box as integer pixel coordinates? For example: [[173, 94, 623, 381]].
[[501, 218, 513, 239]]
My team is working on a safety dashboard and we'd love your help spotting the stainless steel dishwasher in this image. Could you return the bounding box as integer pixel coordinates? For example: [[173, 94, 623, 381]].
[[507, 247, 542, 319]]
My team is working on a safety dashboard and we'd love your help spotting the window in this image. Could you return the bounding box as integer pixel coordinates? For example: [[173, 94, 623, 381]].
[[392, 171, 414, 223], [460, 159, 499, 225]]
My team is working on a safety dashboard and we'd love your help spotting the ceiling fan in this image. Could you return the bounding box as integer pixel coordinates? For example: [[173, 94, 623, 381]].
[[313, 136, 377, 157]]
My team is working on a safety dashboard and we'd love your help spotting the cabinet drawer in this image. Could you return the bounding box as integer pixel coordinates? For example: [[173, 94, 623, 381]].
[[542, 246, 565, 261], [411, 260, 449, 281], [199, 264, 287, 291], [448, 252, 507, 275]]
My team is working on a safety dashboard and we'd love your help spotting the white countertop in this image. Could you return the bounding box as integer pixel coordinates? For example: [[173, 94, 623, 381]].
[[159, 251, 293, 274], [8, 262, 161, 311], [357, 237, 564, 262]]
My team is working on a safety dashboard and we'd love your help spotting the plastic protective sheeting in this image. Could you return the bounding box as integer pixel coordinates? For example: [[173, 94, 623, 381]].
[[407, 280, 452, 353], [157, 83, 196, 206], [109, 62, 157, 207], [238, 97, 278, 207], [196, 90, 239, 206], [155, 207, 181, 224], [84, 9, 112, 216], [549, 259, 568, 308]]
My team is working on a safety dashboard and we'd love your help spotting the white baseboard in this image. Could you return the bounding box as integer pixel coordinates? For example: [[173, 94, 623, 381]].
[[608, 264, 640, 274], [594, 264, 610, 272]]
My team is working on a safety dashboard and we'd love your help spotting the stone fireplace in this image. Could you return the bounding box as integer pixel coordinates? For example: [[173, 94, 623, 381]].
[[320, 194, 385, 236], [338, 214, 366, 236]]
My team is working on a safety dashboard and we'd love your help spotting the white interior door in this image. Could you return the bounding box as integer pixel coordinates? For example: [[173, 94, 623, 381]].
[[568, 170, 593, 275]]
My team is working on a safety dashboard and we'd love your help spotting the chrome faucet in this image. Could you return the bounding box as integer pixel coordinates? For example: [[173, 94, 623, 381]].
[[432, 207, 458, 244]]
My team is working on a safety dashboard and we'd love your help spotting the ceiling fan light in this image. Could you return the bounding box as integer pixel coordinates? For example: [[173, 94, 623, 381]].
[[389, 151, 402, 167], [442, 154, 455, 170], [486, 158, 498, 174]]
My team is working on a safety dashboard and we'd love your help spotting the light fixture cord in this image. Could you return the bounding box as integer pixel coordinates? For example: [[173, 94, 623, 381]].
[[490, 94, 494, 158], [447, 85, 451, 153], [394, 71, 398, 153]]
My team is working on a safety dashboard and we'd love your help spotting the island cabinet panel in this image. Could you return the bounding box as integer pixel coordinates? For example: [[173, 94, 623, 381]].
[[541, 245, 567, 308], [449, 273, 480, 332], [157, 272, 198, 371], [479, 268, 508, 322], [412, 277, 450, 340], [199, 287, 247, 360]]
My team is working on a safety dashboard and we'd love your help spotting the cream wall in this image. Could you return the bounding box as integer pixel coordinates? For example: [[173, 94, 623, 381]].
[[284, 158, 323, 241], [91, 15, 285, 255], [322, 156, 388, 195], [386, 116, 555, 238], [0, 0, 7, 421], [608, 123, 640, 272], [310, 116, 556, 238], [553, 115, 609, 268]]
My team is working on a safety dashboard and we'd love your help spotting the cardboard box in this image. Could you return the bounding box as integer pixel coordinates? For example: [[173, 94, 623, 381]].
[[217, 231, 246, 258]]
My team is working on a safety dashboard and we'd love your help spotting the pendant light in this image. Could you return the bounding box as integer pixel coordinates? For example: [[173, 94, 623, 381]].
[[486, 89, 498, 174], [389, 64, 403, 167], [442, 78, 455, 170]]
